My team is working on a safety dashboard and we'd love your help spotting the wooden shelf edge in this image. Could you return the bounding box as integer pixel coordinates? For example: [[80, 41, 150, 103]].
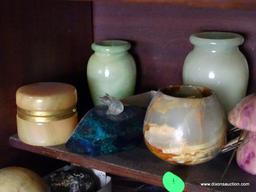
[[120, 0, 256, 10], [9, 136, 161, 185], [9, 135, 213, 191], [70, 0, 256, 10]]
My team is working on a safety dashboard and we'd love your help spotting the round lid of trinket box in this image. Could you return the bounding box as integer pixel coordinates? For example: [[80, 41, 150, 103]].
[[16, 82, 77, 111]]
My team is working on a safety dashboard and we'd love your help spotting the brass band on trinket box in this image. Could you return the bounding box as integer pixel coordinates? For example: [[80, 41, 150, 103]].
[[17, 106, 77, 123]]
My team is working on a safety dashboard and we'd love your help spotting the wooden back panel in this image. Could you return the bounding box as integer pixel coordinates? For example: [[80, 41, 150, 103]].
[[2, 0, 256, 169], [93, 1, 256, 93], [0, 0, 93, 166]]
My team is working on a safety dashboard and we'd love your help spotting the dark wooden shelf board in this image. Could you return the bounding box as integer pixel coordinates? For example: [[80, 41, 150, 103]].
[[119, 0, 256, 9], [69, 0, 256, 10], [9, 135, 255, 191]]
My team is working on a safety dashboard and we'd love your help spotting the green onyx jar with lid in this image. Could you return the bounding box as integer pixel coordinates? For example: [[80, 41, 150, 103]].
[[87, 40, 136, 105]]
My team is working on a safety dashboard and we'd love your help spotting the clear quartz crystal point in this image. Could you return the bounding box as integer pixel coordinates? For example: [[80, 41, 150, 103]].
[[100, 94, 124, 115]]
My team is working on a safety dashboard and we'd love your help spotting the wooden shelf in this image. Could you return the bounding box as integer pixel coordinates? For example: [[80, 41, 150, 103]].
[[9, 135, 256, 191], [73, 0, 256, 10]]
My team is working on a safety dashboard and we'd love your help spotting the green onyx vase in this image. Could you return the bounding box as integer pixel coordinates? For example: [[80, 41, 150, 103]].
[[87, 40, 136, 105], [183, 32, 249, 112]]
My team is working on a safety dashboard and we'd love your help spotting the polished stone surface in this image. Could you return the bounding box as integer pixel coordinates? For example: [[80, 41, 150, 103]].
[[66, 106, 145, 156]]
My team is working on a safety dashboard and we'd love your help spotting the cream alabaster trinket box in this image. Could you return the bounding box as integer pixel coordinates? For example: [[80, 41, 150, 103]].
[[16, 82, 78, 146]]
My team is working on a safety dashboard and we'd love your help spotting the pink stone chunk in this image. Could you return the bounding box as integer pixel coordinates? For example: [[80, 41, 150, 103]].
[[236, 132, 256, 175], [228, 94, 256, 131]]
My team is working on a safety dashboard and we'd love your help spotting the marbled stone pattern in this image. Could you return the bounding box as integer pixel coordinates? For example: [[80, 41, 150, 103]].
[[236, 132, 256, 175], [143, 87, 227, 165], [45, 166, 100, 192], [228, 94, 256, 131], [66, 106, 145, 156]]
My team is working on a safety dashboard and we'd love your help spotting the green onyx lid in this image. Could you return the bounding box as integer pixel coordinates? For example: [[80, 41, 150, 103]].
[[91, 40, 131, 53]]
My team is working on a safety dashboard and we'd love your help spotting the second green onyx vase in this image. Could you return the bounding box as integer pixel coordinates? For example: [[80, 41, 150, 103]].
[[87, 40, 137, 105], [183, 32, 249, 112]]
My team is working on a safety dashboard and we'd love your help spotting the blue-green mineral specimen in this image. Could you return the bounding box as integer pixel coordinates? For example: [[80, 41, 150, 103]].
[[66, 105, 145, 156]]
